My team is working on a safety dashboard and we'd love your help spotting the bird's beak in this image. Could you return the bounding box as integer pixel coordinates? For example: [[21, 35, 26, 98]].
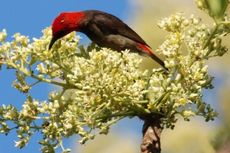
[[48, 37, 57, 50]]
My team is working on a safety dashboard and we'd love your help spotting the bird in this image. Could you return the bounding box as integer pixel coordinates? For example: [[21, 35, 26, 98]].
[[49, 10, 166, 70]]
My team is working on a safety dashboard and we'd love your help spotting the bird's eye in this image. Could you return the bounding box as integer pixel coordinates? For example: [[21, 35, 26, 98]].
[[60, 20, 65, 23]]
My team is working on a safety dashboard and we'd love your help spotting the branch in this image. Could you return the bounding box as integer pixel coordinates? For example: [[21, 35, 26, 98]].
[[141, 117, 162, 153]]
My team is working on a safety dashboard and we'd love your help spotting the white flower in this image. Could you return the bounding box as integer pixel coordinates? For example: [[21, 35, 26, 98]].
[[182, 110, 195, 117], [36, 63, 47, 74], [0, 29, 7, 42]]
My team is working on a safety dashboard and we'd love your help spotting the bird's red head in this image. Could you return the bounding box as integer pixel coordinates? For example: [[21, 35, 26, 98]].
[[49, 12, 84, 49]]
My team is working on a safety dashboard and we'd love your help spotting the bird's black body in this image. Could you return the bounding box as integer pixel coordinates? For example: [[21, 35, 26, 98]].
[[50, 10, 166, 69], [79, 10, 149, 53]]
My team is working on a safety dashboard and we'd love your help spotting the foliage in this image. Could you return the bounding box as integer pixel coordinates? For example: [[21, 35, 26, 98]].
[[0, 0, 229, 152]]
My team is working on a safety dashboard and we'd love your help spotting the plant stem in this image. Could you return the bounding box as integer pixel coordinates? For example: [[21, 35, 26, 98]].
[[0, 61, 80, 89], [204, 24, 219, 57]]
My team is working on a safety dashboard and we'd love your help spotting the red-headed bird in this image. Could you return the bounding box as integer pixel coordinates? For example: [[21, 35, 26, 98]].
[[49, 10, 166, 69]]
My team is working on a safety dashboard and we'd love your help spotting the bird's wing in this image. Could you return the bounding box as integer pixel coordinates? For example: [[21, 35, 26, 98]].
[[90, 11, 150, 47]]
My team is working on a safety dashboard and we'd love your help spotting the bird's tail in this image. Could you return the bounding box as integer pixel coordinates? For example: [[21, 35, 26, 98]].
[[137, 43, 167, 71]]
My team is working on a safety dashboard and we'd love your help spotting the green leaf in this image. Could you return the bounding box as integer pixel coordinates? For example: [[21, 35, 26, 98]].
[[206, 0, 229, 21]]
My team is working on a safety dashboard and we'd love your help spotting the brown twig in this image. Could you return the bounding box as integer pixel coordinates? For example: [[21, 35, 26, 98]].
[[141, 117, 162, 153]]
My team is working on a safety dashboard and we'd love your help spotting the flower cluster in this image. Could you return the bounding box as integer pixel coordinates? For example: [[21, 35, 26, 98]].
[[150, 13, 219, 127], [0, 1, 229, 152], [0, 28, 150, 152]]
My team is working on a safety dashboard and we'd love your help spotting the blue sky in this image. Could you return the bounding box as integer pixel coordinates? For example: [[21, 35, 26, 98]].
[[0, 0, 131, 37], [0, 1, 144, 153]]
